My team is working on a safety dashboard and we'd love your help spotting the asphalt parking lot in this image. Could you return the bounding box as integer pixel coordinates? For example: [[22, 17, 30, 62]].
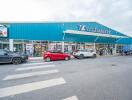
[[0, 56, 132, 100]]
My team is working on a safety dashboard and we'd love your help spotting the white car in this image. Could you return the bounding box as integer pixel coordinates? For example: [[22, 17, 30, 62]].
[[73, 49, 96, 59]]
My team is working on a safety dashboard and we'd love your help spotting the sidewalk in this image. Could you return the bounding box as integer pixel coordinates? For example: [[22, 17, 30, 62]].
[[28, 57, 43, 61], [28, 55, 118, 62], [28, 55, 74, 61], [97, 54, 120, 58]]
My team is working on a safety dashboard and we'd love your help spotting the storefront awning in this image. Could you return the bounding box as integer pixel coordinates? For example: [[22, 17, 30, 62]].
[[64, 30, 128, 39]]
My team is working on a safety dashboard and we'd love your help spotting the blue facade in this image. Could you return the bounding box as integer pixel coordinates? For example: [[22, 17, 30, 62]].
[[8, 22, 132, 44], [9, 23, 64, 41], [123, 45, 132, 51], [116, 38, 132, 44]]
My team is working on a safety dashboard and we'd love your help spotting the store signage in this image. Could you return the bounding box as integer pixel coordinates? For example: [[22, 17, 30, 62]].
[[78, 25, 111, 34], [0, 24, 8, 37]]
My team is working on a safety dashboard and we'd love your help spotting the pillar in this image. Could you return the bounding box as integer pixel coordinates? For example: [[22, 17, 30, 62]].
[[22, 40, 25, 52], [62, 41, 65, 52], [84, 43, 86, 49], [9, 39, 14, 51], [47, 41, 49, 51], [93, 43, 96, 49], [31, 41, 34, 56], [114, 44, 117, 55]]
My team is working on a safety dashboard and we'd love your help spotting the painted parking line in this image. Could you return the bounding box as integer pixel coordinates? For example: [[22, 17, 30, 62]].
[[3, 69, 59, 80], [63, 96, 78, 100], [0, 77, 66, 98], [15, 65, 56, 71], [21, 62, 53, 66]]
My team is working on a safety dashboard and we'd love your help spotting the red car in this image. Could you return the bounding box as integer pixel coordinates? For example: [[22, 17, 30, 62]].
[[43, 50, 71, 61]]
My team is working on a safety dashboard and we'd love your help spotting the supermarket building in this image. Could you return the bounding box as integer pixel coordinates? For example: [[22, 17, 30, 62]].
[[0, 22, 132, 56]]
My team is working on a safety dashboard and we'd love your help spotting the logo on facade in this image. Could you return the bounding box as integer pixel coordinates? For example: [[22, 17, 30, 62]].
[[78, 25, 87, 31], [78, 25, 111, 34], [0, 24, 8, 37]]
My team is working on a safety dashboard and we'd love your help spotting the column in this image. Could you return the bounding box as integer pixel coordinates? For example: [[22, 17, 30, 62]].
[[31, 41, 34, 56], [84, 43, 86, 49], [22, 40, 25, 52], [62, 41, 65, 52], [9, 39, 14, 51], [47, 41, 49, 51], [93, 43, 96, 49], [114, 44, 117, 55]]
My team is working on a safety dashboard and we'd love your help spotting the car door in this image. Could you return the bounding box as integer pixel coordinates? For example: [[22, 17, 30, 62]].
[[54, 51, 63, 60], [87, 50, 94, 57], [57, 52, 65, 60], [54, 51, 64, 60], [83, 50, 89, 57], [50, 51, 60, 60], [82, 50, 90, 57], [0, 50, 11, 63]]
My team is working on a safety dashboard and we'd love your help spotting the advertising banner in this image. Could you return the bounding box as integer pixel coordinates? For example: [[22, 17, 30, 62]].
[[0, 25, 8, 37]]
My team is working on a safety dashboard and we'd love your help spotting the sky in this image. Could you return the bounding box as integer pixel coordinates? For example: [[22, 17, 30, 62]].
[[0, 0, 132, 36]]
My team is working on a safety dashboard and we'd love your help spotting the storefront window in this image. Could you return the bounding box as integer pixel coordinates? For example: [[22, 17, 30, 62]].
[[0, 38, 9, 49]]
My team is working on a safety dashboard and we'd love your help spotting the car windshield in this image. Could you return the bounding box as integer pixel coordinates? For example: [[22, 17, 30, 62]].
[[15, 51, 27, 55], [4, 50, 13, 54], [78, 50, 87, 52]]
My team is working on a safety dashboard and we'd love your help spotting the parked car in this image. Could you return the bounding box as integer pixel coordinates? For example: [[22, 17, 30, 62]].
[[43, 50, 71, 61], [15, 51, 29, 62], [73, 49, 96, 59], [0, 49, 28, 64]]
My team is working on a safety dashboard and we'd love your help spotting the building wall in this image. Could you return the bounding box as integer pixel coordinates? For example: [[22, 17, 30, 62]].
[[9, 23, 64, 41], [7, 22, 131, 44]]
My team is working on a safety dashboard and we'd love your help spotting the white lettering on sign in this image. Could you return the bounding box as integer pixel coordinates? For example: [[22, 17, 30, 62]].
[[78, 25, 111, 34]]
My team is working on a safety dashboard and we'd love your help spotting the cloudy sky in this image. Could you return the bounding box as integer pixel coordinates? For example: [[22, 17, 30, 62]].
[[0, 0, 132, 36]]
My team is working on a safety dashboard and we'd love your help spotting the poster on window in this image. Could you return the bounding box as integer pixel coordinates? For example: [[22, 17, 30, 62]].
[[0, 25, 8, 37], [26, 44, 34, 56]]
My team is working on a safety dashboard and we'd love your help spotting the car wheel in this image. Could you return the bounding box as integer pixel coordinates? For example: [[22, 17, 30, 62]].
[[12, 58, 22, 65], [45, 57, 51, 62], [92, 54, 96, 58], [79, 54, 84, 59], [65, 57, 69, 61]]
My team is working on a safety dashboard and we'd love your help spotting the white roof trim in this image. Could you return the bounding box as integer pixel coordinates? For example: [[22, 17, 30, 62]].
[[64, 30, 128, 38]]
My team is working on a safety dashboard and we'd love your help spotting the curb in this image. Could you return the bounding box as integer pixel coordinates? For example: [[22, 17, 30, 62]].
[[28, 57, 43, 61]]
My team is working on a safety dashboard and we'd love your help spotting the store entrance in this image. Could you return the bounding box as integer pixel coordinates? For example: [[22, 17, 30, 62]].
[[96, 44, 115, 56]]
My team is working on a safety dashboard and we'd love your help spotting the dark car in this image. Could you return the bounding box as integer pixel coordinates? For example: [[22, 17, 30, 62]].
[[0, 49, 28, 64], [15, 51, 29, 62]]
